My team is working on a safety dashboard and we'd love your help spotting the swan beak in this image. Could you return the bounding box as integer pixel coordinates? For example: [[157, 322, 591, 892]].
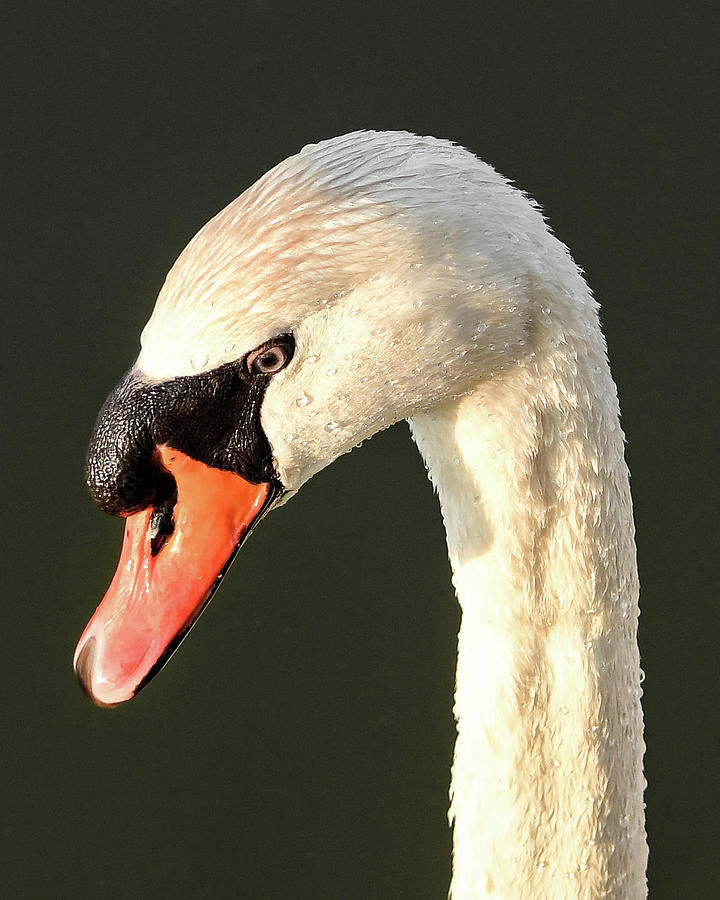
[[74, 446, 275, 707]]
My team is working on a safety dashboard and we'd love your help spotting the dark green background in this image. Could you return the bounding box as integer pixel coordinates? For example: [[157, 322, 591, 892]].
[[4, 3, 717, 897]]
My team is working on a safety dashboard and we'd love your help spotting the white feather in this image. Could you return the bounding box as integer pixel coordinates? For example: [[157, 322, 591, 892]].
[[137, 131, 647, 898]]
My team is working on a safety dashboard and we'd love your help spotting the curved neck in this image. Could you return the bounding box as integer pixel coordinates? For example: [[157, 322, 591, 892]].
[[409, 331, 647, 898]]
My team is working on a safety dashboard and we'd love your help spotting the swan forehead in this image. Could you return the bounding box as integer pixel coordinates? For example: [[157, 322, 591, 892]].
[[135, 131, 503, 381]]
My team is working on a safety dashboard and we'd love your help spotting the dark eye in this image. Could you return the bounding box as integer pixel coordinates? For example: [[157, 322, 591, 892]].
[[246, 335, 294, 375]]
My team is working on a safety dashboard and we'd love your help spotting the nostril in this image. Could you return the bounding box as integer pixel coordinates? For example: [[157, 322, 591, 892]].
[[149, 512, 173, 556], [148, 465, 178, 557]]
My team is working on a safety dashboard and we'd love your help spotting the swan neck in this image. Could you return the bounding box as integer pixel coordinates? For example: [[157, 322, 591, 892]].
[[409, 344, 647, 898]]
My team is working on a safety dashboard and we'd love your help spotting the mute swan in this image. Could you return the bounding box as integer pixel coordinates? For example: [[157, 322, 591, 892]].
[[75, 131, 647, 898]]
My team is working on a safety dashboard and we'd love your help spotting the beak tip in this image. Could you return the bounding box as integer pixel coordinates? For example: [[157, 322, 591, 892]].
[[74, 636, 119, 709]]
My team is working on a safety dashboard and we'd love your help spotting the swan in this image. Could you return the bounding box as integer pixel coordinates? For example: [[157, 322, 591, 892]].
[[74, 131, 647, 898]]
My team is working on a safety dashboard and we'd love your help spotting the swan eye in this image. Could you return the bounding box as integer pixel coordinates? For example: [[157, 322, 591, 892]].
[[246, 335, 294, 376]]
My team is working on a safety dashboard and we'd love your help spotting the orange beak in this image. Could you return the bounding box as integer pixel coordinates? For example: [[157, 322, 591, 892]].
[[74, 445, 274, 707]]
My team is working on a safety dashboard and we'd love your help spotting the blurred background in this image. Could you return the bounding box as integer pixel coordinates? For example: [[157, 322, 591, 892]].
[[3, 2, 717, 897]]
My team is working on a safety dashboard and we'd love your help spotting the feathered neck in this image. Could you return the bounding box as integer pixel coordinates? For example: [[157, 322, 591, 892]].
[[409, 293, 647, 898]]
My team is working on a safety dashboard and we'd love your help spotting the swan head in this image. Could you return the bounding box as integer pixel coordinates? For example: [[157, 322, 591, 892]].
[[139, 131, 547, 490], [75, 130, 558, 706]]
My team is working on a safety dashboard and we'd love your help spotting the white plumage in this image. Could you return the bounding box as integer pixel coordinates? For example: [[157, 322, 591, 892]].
[[136, 131, 647, 897]]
